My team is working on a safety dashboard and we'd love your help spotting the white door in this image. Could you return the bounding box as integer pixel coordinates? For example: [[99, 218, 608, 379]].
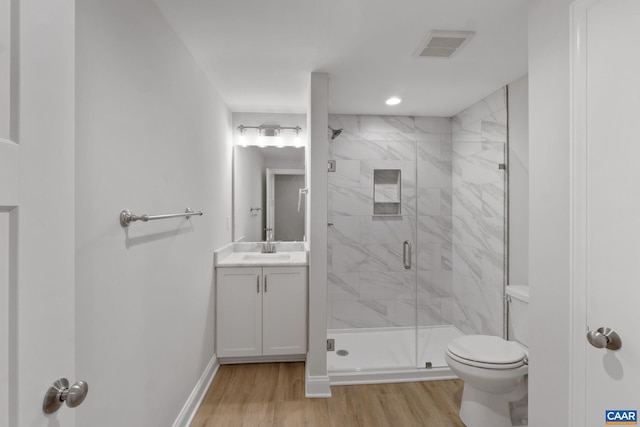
[[571, 0, 640, 424], [0, 0, 19, 408], [1, 0, 76, 425], [266, 168, 305, 241], [262, 266, 307, 356], [0, 136, 19, 426]]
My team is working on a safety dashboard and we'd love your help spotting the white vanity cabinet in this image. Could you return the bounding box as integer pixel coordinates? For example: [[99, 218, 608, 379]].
[[216, 266, 308, 359]]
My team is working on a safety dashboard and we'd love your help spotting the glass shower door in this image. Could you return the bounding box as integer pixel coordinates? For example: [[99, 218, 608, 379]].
[[326, 116, 418, 373], [415, 90, 508, 369]]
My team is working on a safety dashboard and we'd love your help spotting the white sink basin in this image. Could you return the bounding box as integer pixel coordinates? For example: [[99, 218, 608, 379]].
[[242, 253, 291, 262]]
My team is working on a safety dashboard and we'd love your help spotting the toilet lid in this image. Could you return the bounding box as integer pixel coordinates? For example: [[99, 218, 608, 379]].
[[447, 335, 526, 367]]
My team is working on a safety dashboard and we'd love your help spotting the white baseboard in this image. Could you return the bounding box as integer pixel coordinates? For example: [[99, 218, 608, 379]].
[[172, 355, 220, 427], [219, 354, 306, 364], [305, 361, 331, 398], [329, 366, 457, 386]]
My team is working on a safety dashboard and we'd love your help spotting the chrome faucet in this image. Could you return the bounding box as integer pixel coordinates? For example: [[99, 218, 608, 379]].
[[262, 228, 277, 253]]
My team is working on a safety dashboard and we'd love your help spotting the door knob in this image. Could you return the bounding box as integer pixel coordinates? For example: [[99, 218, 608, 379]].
[[43, 378, 89, 414], [586, 327, 622, 350], [65, 381, 89, 408]]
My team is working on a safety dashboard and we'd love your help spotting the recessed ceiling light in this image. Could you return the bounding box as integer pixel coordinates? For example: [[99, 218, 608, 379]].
[[386, 96, 402, 106]]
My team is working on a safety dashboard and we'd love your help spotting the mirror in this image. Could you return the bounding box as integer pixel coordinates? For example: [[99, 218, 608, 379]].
[[233, 146, 305, 242]]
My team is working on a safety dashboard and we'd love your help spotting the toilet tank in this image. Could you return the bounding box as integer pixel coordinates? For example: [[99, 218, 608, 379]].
[[506, 285, 529, 347]]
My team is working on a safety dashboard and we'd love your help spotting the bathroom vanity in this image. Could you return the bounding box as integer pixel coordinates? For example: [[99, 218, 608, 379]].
[[214, 242, 308, 363]]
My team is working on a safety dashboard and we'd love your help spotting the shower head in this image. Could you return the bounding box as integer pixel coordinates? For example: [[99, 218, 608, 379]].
[[329, 126, 343, 140]]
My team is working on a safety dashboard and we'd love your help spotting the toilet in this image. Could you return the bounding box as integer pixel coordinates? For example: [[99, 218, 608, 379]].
[[445, 285, 529, 427]]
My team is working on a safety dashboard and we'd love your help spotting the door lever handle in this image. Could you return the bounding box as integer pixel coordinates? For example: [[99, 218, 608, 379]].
[[586, 327, 622, 350]]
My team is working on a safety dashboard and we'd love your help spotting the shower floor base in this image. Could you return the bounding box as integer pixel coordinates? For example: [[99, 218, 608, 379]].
[[328, 325, 463, 386]]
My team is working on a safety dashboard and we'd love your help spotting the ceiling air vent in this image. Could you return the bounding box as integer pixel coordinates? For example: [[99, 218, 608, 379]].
[[414, 30, 476, 58]]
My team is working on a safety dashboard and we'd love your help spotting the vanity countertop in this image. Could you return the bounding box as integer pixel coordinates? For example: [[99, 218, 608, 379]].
[[214, 242, 308, 267]]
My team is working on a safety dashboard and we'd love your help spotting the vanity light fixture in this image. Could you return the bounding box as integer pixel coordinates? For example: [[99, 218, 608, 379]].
[[236, 124, 303, 147], [385, 96, 402, 106]]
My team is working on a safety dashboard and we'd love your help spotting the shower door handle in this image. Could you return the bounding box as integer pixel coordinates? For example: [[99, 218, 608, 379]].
[[403, 241, 411, 270]]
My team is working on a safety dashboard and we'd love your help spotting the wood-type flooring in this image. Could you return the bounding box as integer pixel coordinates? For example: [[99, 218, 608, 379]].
[[191, 362, 465, 427]]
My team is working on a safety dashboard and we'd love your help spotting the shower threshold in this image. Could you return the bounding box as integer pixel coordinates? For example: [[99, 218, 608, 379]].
[[328, 325, 463, 386]]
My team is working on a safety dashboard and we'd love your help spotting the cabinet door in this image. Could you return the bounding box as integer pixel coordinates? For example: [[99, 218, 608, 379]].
[[216, 267, 262, 357], [262, 267, 308, 356]]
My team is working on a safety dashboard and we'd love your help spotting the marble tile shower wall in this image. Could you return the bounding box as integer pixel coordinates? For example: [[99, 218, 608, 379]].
[[451, 87, 507, 337], [327, 114, 454, 329]]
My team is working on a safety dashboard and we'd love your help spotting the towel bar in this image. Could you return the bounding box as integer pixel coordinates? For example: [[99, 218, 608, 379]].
[[119, 208, 203, 228]]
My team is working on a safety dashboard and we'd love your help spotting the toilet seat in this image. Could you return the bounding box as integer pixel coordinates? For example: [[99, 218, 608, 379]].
[[446, 335, 526, 370]]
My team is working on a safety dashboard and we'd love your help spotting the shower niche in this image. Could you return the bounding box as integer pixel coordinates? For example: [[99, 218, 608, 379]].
[[373, 169, 401, 216]]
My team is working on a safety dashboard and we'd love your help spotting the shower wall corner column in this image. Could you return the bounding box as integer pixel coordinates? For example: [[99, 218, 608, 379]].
[[305, 72, 331, 398]]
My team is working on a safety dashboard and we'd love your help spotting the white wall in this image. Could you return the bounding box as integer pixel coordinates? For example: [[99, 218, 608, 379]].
[[507, 75, 529, 287], [263, 150, 305, 170], [529, 1, 572, 425], [75, 1, 232, 426]]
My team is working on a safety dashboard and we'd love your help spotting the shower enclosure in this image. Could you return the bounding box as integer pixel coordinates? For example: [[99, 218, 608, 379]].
[[326, 88, 508, 383]]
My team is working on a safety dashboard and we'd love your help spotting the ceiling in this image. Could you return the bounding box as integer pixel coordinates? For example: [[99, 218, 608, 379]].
[[153, 0, 528, 117]]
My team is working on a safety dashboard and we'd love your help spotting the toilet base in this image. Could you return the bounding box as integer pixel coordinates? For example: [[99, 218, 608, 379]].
[[459, 382, 527, 427]]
